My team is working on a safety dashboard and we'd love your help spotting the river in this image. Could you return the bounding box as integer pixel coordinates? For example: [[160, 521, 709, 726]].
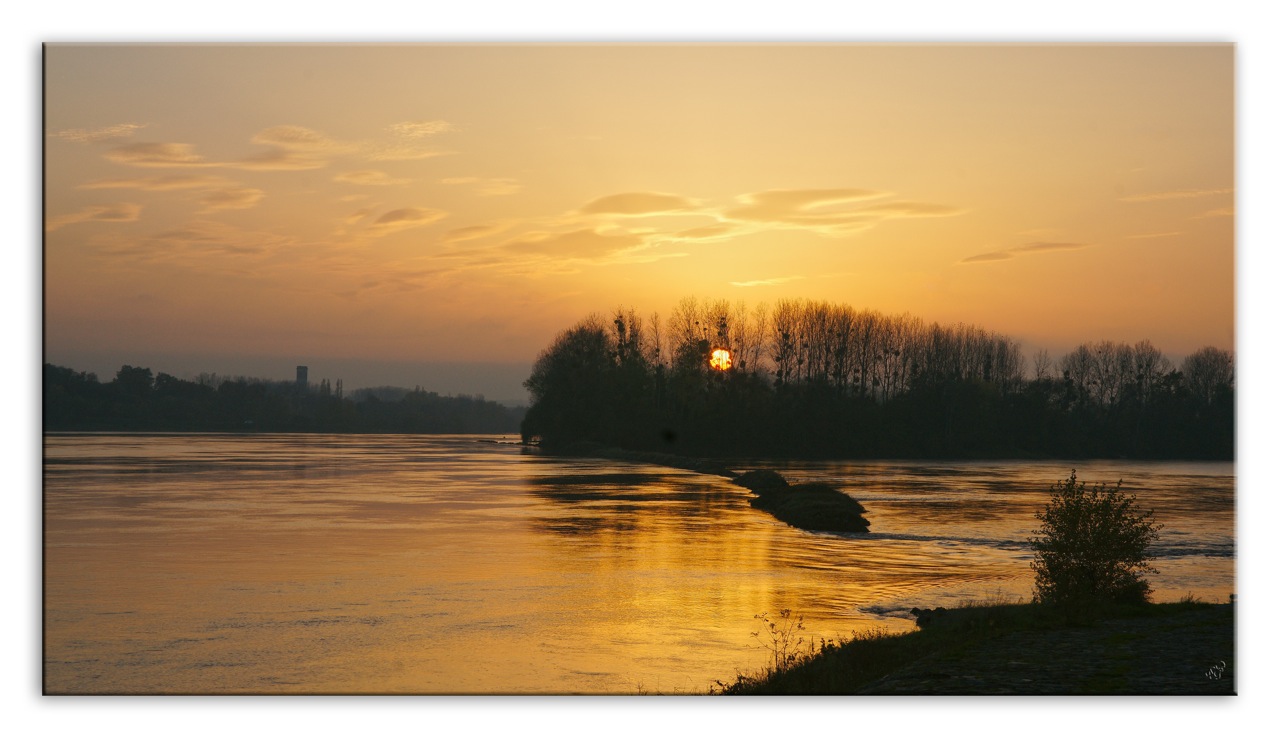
[[43, 433, 1235, 694]]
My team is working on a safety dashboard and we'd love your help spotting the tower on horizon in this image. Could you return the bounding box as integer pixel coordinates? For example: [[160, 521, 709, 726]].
[[296, 365, 308, 390]]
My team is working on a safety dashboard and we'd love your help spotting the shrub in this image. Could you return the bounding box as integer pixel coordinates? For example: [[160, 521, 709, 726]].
[[1029, 470, 1162, 609]]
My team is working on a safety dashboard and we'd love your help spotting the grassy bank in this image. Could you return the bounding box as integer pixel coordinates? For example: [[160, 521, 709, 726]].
[[714, 599, 1235, 695]]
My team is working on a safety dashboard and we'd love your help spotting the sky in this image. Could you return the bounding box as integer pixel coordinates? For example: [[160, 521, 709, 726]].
[[44, 43, 1234, 401]]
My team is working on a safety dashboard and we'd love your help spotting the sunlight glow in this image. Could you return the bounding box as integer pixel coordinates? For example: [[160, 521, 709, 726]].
[[709, 348, 732, 371]]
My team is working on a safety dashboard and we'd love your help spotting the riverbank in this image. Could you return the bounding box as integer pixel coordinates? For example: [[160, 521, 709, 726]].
[[715, 600, 1235, 695]]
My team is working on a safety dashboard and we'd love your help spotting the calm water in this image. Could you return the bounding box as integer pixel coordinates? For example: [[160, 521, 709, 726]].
[[43, 434, 1235, 694]]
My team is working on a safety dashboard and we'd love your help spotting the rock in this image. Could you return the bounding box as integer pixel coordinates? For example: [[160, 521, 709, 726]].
[[731, 469, 790, 493], [750, 482, 871, 533]]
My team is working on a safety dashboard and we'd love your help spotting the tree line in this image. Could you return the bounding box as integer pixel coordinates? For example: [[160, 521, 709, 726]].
[[44, 363, 526, 434], [521, 298, 1234, 460]]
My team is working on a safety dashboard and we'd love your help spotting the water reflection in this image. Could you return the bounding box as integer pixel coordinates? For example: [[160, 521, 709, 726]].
[[44, 434, 1234, 694]]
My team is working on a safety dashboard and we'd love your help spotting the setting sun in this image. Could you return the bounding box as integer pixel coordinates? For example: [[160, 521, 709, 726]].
[[709, 348, 732, 371]]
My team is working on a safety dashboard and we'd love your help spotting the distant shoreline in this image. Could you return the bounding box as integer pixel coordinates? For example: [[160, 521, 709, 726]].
[[525, 439, 1236, 467]]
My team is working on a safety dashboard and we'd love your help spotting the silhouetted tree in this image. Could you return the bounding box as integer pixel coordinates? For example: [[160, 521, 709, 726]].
[[1030, 471, 1162, 611], [521, 300, 1233, 460]]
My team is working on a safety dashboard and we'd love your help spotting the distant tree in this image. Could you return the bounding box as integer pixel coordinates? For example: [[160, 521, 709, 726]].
[[521, 316, 613, 445], [1032, 349, 1054, 381], [1029, 471, 1162, 610], [113, 365, 154, 399], [1182, 346, 1234, 406]]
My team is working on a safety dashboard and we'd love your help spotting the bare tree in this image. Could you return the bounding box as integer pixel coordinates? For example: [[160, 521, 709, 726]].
[[1033, 349, 1054, 381], [1182, 346, 1234, 405]]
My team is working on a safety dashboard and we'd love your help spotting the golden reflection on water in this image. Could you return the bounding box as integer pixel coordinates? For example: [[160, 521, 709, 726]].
[[44, 435, 1234, 694]]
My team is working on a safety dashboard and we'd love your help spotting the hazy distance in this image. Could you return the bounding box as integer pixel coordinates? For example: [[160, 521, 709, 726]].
[[46, 350, 533, 407]]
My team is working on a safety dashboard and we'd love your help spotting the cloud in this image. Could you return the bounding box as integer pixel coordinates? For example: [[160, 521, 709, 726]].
[[718, 188, 961, 236], [440, 177, 522, 196], [1013, 241, 1088, 254], [1194, 206, 1234, 219], [961, 251, 1015, 263], [104, 142, 211, 168], [730, 276, 804, 287], [98, 220, 298, 263], [1119, 188, 1233, 202], [722, 188, 887, 226], [344, 207, 376, 225], [227, 125, 358, 170], [365, 207, 448, 237], [335, 170, 411, 186], [102, 128, 346, 170], [46, 202, 142, 231], [441, 224, 509, 243], [855, 201, 966, 218], [79, 175, 235, 191], [367, 145, 452, 162], [49, 123, 146, 144], [251, 125, 347, 152], [1125, 231, 1182, 240], [503, 228, 644, 259], [198, 187, 265, 213], [579, 192, 700, 216], [231, 148, 329, 171], [389, 120, 455, 138], [961, 241, 1088, 264], [672, 224, 737, 240]]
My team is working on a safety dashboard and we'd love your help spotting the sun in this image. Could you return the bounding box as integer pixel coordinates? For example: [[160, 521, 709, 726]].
[[709, 348, 732, 371]]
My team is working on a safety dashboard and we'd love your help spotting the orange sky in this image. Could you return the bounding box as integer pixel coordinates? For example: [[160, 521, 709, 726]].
[[44, 43, 1234, 394]]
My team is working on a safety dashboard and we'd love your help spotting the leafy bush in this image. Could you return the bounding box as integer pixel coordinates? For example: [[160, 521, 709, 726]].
[[1029, 471, 1162, 609]]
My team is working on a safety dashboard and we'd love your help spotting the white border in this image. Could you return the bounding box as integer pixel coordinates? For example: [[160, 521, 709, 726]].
[[10, 2, 1274, 736]]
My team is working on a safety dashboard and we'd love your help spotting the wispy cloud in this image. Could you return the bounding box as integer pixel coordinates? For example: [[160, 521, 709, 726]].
[[49, 123, 146, 144], [1014, 241, 1089, 254], [960, 251, 1015, 263], [103, 127, 352, 171], [855, 201, 966, 218], [366, 145, 452, 162], [46, 202, 142, 231], [503, 228, 645, 259], [961, 241, 1088, 264], [440, 177, 522, 196], [723, 189, 886, 227], [344, 207, 377, 225], [198, 187, 265, 213], [1194, 206, 1234, 219], [79, 175, 235, 191], [1119, 188, 1233, 202], [267, 123, 362, 166], [251, 125, 351, 153], [335, 170, 411, 186], [671, 224, 737, 241], [441, 223, 510, 243], [364, 207, 448, 237], [730, 275, 804, 287], [96, 220, 298, 265], [232, 148, 329, 171], [1126, 231, 1182, 240], [104, 142, 211, 168], [389, 120, 455, 138], [369, 120, 456, 161], [720, 188, 962, 235], [579, 192, 701, 216]]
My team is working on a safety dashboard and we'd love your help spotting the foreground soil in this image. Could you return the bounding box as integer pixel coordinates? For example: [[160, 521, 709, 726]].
[[720, 603, 1235, 695], [861, 604, 1235, 695]]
